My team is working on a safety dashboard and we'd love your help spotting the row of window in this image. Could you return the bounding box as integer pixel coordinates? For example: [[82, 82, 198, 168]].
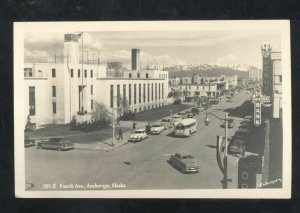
[[51, 69, 94, 78], [110, 83, 164, 108], [29, 86, 94, 116], [129, 73, 149, 78]]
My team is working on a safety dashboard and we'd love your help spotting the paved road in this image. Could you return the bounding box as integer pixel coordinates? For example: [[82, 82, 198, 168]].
[[25, 91, 252, 191]]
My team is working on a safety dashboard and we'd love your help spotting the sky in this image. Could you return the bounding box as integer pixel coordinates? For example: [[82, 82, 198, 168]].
[[24, 29, 281, 69]]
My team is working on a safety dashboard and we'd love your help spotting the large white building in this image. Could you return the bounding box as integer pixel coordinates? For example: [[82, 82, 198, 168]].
[[24, 34, 169, 128]]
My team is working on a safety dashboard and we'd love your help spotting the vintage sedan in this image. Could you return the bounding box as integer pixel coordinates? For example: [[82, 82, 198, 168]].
[[221, 118, 235, 128], [24, 137, 36, 148], [150, 123, 165, 135], [36, 137, 74, 151], [228, 139, 246, 156], [161, 118, 173, 129], [171, 115, 182, 124], [128, 129, 148, 142], [169, 151, 201, 174]]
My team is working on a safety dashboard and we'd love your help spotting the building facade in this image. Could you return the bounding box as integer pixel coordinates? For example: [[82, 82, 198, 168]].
[[261, 44, 282, 118], [24, 35, 169, 128], [248, 66, 262, 80]]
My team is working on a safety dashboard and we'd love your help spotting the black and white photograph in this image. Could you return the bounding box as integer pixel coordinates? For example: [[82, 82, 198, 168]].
[[14, 21, 291, 198]]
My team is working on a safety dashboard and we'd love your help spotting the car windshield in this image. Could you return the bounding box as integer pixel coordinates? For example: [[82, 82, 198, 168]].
[[135, 131, 144, 134], [49, 138, 62, 142], [161, 119, 169, 122]]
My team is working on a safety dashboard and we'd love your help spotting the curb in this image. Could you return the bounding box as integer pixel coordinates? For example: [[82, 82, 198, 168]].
[[74, 141, 131, 152]]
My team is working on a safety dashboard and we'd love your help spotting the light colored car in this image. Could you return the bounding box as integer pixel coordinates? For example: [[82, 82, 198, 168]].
[[171, 115, 182, 124], [150, 123, 165, 134], [169, 151, 201, 174], [128, 129, 148, 142], [161, 118, 173, 129]]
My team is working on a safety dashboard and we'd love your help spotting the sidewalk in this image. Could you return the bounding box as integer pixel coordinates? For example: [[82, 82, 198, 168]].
[[73, 121, 148, 152]]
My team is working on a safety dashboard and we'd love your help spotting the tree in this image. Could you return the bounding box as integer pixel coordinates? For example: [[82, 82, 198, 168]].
[[92, 101, 111, 123], [116, 96, 129, 118]]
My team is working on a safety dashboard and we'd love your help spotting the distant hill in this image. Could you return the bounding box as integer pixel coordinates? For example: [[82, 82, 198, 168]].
[[167, 67, 248, 79]]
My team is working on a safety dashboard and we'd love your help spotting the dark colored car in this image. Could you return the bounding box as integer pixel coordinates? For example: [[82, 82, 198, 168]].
[[25, 137, 35, 148], [221, 118, 234, 128], [228, 139, 246, 156], [232, 129, 251, 142], [169, 152, 201, 174], [191, 107, 200, 114], [37, 137, 74, 151]]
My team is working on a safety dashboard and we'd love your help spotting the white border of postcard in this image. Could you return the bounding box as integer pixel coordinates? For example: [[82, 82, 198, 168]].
[[14, 20, 291, 198]]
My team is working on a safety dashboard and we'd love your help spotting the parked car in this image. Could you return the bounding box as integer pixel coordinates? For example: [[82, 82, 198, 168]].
[[150, 123, 165, 135], [185, 110, 192, 114], [228, 139, 246, 156], [161, 118, 173, 129], [196, 106, 204, 112], [24, 137, 35, 148], [244, 115, 252, 121], [232, 128, 251, 142], [221, 118, 235, 128], [169, 151, 201, 174], [128, 129, 148, 142], [191, 107, 200, 114], [36, 137, 74, 151], [239, 123, 253, 130]]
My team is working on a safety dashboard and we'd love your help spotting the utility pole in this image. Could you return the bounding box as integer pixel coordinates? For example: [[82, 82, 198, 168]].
[[81, 32, 84, 113], [223, 112, 228, 189]]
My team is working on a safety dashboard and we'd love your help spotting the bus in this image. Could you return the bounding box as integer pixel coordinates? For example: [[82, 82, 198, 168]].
[[174, 118, 197, 137]]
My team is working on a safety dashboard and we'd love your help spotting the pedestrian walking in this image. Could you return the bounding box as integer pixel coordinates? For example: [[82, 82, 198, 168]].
[[119, 128, 123, 140]]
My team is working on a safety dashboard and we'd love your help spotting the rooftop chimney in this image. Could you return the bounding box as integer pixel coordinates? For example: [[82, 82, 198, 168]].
[[131, 48, 140, 71]]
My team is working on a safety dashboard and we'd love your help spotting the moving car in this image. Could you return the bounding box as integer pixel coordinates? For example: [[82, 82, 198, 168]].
[[128, 129, 148, 142], [161, 118, 173, 129], [228, 139, 246, 156], [171, 115, 182, 124], [187, 113, 194, 118], [221, 118, 235, 128], [36, 137, 74, 151], [191, 107, 200, 114], [169, 151, 201, 173], [24, 137, 35, 148], [196, 106, 204, 112], [150, 123, 165, 135]]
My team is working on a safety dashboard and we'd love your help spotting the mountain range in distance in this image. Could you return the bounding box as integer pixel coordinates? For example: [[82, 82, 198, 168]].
[[166, 66, 250, 79]]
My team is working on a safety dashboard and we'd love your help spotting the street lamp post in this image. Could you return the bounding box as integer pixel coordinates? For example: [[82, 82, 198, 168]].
[[204, 112, 230, 189]]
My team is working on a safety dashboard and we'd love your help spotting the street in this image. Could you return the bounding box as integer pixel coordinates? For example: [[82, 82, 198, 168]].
[[25, 91, 252, 191]]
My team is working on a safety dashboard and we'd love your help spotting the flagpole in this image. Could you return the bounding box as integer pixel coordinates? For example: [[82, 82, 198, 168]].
[[81, 32, 84, 113]]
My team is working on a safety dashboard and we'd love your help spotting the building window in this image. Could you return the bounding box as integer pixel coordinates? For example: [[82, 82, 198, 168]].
[[146, 73, 149, 78], [134, 84, 137, 104], [84, 70, 87, 78], [91, 99, 93, 110], [29, 86, 35, 116], [24, 68, 33, 77], [129, 73, 132, 78], [147, 84, 150, 102], [117, 85, 120, 107], [129, 84, 131, 105], [52, 102, 56, 114], [110, 85, 114, 108], [151, 83, 154, 101], [162, 83, 164, 99], [123, 85, 126, 105], [139, 84, 141, 103], [137, 73, 140, 78], [52, 69, 56, 78], [90, 70, 93, 78], [155, 83, 157, 100], [159, 83, 161, 100], [78, 69, 80, 78], [143, 84, 146, 103], [52, 86, 56, 97], [70, 69, 73, 78], [91, 85, 93, 95]]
